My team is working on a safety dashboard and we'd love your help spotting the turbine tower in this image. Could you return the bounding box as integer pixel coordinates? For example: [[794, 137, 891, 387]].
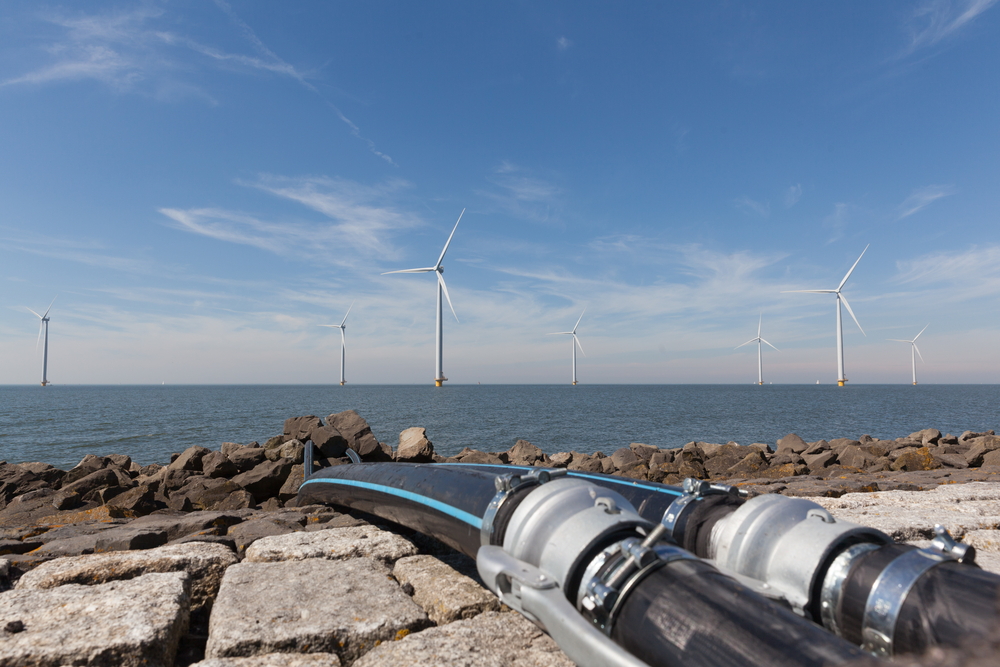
[[383, 209, 464, 387], [888, 325, 928, 385], [548, 309, 586, 385], [783, 245, 868, 386], [319, 302, 354, 386], [736, 314, 779, 385], [27, 298, 56, 387]]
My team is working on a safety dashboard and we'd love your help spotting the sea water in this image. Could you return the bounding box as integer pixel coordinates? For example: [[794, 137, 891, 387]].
[[0, 384, 997, 469]]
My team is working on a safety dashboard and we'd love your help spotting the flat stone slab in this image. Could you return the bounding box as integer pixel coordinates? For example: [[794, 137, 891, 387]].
[[206, 558, 428, 665], [392, 555, 500, 625], [244, 525, 417, 564], [353, 610, 574, 667], [811, 481, 1000, 542], [15, 541, 237, 611], [0, 571, 189, 667], [192, 654, 340, 667]]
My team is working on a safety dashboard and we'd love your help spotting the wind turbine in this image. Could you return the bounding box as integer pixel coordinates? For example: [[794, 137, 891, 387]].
[[383, 209, 464, 387], [26, 298, 56, 387], [783, 245, 868, 387], [548, 309, 586, 385], [888, 325, 928, 385], [319, 302, 354, 386], [736, 314, 779, 385]]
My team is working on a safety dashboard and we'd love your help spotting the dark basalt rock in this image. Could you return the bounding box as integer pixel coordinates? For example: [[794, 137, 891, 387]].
[[227, 446, 267, 473], [232, 459, 294, 504], [284, 415, 322, 442]]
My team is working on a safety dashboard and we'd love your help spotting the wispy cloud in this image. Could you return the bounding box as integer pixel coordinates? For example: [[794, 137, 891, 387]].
[[478, 162, 563, 223], [735, 196, 770, 218], [2, 4, 394, 163], [556, 36, 572, 51], [823, 203, 851, 243], [784, 184, 802, 208], [902, 0, 997, 55], [162, 175, 421, 264], [894, 244, 1000, 299], [896, 184, 956, 219]]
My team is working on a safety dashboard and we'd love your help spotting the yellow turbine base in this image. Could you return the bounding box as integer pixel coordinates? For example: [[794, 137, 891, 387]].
[[40, 381, 49, 387], [572, 381, 578, 385], [837, 380, 846, 386], [913, 381, 918, 385], [435, 379, 444, 387], [340, 381, 346, 386], [758, 381, 763, 385]]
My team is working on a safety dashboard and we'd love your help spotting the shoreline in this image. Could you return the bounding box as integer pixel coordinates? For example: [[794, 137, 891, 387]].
[[3, 412, 1000, 666]]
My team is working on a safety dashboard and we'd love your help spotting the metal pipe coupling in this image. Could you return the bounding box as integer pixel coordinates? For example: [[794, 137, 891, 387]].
[[708, 493, 892, 619]]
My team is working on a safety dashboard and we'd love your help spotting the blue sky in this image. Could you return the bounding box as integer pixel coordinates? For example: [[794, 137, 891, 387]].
[[1, 1, 998, 385]]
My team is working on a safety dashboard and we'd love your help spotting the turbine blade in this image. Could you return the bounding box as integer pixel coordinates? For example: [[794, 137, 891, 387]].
[[886, 339, 910, 342], [574, 334, 586, 357], [547, 332, 572, 336], [382, 267, 435, 275], [757, 313, 762, 338], [42, 296, 56, 319], [572, 307, 586, 334], [435, 208, 465, 269], [913, 343, 924, 362], [761, 338, 779, 351], [26, 307, 42, 319], [837, 244, 869, 291], [781, 289, 836, 294], [341, 301, 355, 327], [36, 322, 43, 349], [839, 294, 865, 336], [438, 273, 459, 322], [318, 324, 339, 328], [735, 339, 756, 349], [913, 324, 929, 341]]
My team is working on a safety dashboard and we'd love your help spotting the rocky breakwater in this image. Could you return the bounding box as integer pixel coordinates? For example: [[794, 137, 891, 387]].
[[1, 411, 999, 666]]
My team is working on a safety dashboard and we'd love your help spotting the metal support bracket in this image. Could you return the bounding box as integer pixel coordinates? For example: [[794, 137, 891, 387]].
[[477, 545, 652, 667]]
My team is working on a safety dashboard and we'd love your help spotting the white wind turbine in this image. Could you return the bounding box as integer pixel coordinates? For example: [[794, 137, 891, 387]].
[[319, 302, 354, 386], [888, 325, 928, 385], [548, 309, 586, 385], [383, 209, 464, 387], [27, 298, 56, 387], [736, 314, 779, 385], [783, 245, 869, 386]]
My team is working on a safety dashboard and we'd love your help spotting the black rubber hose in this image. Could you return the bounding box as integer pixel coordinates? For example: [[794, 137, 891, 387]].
[[298, 462, 686, 555], [612, 559, 870, 667]]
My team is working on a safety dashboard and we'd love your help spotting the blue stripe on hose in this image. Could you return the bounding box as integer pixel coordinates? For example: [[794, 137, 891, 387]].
[[299, 477, 483, 529], [435, 462, 683, 497]]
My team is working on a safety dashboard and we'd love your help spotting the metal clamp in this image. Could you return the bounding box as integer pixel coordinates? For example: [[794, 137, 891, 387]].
[[862, 525, 974, 656], [477, 545, 652, 667], [481, 468, 568, 546], [579, 531, 697, 635], [661, 477, 745, 541]]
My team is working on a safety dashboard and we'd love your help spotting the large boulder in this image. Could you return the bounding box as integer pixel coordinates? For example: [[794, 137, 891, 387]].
[[202, 451, 239, 478], [228, 447, 267, 473], [205, 559, 428, 664], [168, 446, 211, 472], [908, 428, 942, 446], [393, 554, 500, 625], [0, 572, 190, 667], [396, 427, 434, 463], [244, 525, 417, 564], [327, 410, 390, 461], [284, 416, 322, 442], [508, 440, 546, 466], [16, 542, 235, 613], [609, 447, 639, 470], [232, 459, 294, 503], [776, 434, 809, 455], [352, 610, 573, 667]]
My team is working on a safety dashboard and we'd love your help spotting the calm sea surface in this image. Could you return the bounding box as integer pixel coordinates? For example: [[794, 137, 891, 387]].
[[0, 384, 997, 469]]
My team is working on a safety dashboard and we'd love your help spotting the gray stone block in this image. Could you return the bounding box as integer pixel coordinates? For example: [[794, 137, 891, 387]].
[[245, 525, 416, 564], [205, 559, 428, 664], [192, 654, 341, 667], [352, 610, 574, 667], [0, 572, 190, 667], [16, 541, 237, 612], [392, 554, 500, 625]]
